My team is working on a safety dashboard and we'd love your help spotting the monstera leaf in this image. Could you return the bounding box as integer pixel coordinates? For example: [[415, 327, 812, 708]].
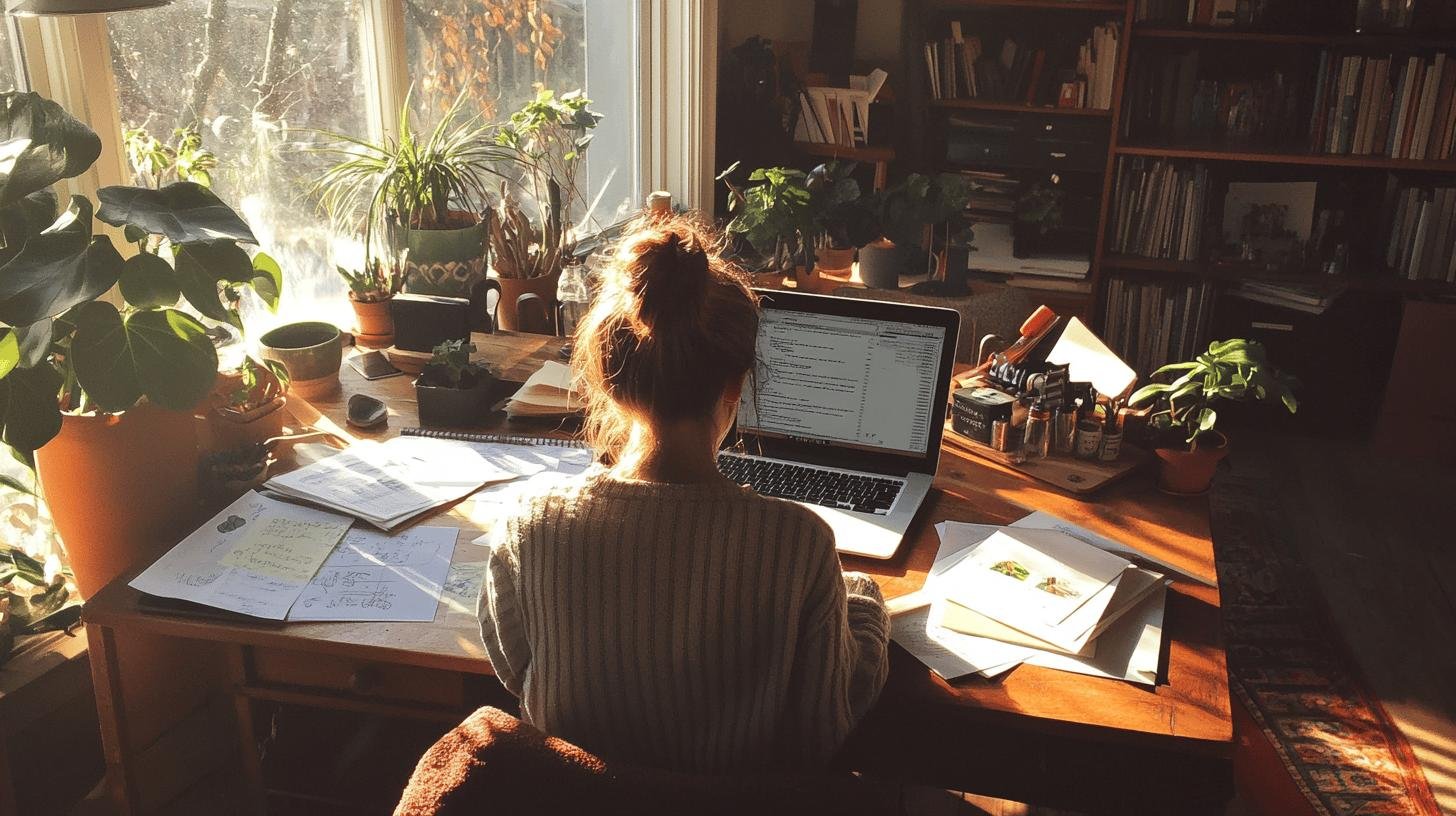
[[96, 182, 257, 245], [0, 196, 125, 326], [70, 301, 217, 412], [0, 92, 102, 207], [0, 190, 58, 268], [0, 362, 62, 453]]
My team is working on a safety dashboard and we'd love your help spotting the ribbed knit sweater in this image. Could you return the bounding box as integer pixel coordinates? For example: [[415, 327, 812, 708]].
[[477, 467, 891, 775]]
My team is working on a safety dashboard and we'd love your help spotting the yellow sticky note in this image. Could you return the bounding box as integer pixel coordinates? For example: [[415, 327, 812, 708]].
[[221, 516, 350, 582]]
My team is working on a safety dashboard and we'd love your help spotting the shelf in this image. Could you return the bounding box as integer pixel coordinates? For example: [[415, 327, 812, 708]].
[[792, 141, 896, 162], [1132, 25, 1456, 48], [932, 98, 1113, 116], [1099, 253, 1456, 294], [1114, 144, 1456, 172], [939, 0, 1125, 10]]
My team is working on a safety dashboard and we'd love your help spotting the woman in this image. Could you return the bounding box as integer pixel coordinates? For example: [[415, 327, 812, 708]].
[[479, 215, 890, 775]]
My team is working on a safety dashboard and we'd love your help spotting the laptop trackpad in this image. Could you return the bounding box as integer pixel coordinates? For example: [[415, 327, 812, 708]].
[[807, 504, 904, 560]]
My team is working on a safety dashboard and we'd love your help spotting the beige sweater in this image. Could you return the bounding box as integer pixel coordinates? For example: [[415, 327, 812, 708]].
[[477, 468, 891, 775]]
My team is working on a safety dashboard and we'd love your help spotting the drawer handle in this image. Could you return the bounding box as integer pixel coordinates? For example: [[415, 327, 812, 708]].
[[350, 666, 381, 694], [1050, 151, 1068, 159]]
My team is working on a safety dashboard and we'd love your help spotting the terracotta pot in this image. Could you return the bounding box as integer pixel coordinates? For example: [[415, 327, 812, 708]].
[[350, 297, 395, 348], [1154, 431, 1230, 495], [793, 264, 823, 293], [493, 269, 561, 333], [207, 395, 287, 451], [35, 403, 202, 598], [816, 245, 855, 275]]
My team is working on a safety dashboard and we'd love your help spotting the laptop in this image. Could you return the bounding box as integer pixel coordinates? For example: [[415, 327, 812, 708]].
[[717, 290, 960, 560]]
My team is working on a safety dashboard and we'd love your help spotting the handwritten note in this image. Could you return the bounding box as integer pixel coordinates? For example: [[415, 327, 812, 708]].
[[220, 516, 352, 581], [129, 492, 353, 620], [441, 561, 486, 613], [289, 526, 457, 622]]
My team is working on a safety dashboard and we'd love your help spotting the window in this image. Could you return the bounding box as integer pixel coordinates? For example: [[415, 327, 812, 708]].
[[0, 18, 24, 92]]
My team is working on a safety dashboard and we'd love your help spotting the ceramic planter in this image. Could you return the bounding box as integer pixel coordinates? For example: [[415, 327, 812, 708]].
[[494, 269, 561, 333], [393, 212, 489, 299], [858, 240, 904, 289], [34, 403, 202, 598], [350, 296, 395, 348], [416, 377, 495, 427], [816, 245, 855, 276], [259, 321, 342, 399], [1154, 431, 1230, 495], [207, 395, 287, 451]]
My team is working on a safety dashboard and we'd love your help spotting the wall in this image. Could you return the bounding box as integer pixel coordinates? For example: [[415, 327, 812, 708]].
[[719, 0, 903, 67]]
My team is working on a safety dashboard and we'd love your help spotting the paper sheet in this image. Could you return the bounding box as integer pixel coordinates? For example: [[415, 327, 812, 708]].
[[441, 561, 486, 614], [940, 529, 1131, 628], [1010, 510, 1214, 587], [129, 492, 352, 620], [1045, 317, 1137, 400], [1024, 585, 1167, 686], [289, 526, 457, 622]]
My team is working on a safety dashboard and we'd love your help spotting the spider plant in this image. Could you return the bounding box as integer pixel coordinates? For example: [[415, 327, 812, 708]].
[[306, 89, 512, 266]]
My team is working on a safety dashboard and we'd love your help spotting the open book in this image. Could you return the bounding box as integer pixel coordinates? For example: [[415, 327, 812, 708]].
[[506, 360, 583, 419]]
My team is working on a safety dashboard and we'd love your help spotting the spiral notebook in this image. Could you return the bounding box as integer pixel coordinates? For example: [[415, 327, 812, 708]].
[[401, 427, 590, 449]]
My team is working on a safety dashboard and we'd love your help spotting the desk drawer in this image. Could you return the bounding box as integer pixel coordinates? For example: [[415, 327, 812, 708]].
[[248, 648, 467, 709]]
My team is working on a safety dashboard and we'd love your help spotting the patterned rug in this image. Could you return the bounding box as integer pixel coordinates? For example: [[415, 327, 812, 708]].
[[1211, 463, 1441, 816]]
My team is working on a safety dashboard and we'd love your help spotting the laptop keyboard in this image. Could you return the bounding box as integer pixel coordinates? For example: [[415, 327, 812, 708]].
[[717, 454, 903, 515]]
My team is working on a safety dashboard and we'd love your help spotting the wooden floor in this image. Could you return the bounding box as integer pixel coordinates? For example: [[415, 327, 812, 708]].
[[1264, 436, 1456, 816]]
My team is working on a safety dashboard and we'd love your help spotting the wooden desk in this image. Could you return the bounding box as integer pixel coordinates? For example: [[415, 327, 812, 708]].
[[82, 332, 1231, 814]]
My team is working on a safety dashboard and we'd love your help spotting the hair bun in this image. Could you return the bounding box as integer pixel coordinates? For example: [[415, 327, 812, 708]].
[[627, 228, 710, 332]]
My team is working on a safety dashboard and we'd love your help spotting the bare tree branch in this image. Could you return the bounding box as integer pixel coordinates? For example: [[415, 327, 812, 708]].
[[186, 0, 228, 124], [255, 0, 297, 121]]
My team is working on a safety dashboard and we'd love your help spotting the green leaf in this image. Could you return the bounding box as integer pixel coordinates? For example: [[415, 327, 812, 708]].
[[118, 252, 180, 308], [1128, 382, 1172, 406], [95, 182, 257, 245], [0, 189, 58, 268], [0, 362, 62, 452], [0, 196, 125, 326], [0, 92, 102, 206], [0, 331, 16, 380], [1198, 407, 1218, 431], [12, 319, 52, 367], [170, 245, 233, 325], [71, 302, 218, 412], [248, 251, 282, 312]]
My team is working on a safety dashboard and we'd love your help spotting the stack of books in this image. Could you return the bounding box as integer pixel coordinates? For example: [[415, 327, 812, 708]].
[[962, 170, 1019, 224], [890, 515, 1177, 685], [1121, 50, 1305, 146], [1229, 281, 1343, 314], [1308, 51, 1456, 160], [1382, 179, 1456, 281], [1102, 276, 1215, 376], [1109, 157, 1210, 261], [793, 70, 889, 149], [923, 22, 1118, 110]]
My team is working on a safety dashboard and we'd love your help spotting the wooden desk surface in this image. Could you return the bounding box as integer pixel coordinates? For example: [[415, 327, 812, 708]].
[[83, 331, 1231, 796]]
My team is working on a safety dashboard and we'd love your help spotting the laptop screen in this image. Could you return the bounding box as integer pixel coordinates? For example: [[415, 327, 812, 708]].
[[737, 307, 949, 457]]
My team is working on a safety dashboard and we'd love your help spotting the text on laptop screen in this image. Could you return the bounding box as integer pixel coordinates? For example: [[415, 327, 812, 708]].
[[737, 309, 948, 456]]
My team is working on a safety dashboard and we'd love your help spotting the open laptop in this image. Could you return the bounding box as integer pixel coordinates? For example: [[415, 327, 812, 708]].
[[717, 290, 959, 559]]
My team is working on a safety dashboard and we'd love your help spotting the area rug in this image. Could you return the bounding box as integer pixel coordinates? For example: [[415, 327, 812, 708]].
[[1211, 462, 1441, 816]]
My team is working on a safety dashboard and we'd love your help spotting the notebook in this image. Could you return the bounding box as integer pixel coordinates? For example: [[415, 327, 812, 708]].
[[505, 361, 582, 419], [402, 427, 589, 449]]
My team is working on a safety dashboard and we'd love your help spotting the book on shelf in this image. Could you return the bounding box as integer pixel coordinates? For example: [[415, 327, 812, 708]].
[[792, 69, 889, 149], [1308, 51, 1456, 160], [1101, 276, 1215, 376], [1133, 0, 1317, 27], [924, 22, 1118, 110], [1228, 281, 1343, 314], [1121, 49, 1305, 146], [1382, 177, 1456, 281], [1110, 156, 1210, 262]]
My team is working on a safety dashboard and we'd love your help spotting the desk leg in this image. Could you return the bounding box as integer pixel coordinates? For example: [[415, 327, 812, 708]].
[[227, 647, 267, 816], [86, 623, 140, 816]]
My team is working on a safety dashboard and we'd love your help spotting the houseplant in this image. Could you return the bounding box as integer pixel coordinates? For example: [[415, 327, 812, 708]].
[[337, 251, 405, 347], [207, 356, 290, 450], [0, 91, 277, 595], [123, 124, 218, 189], [717, 163, 820, 287], [309, 90, 505, 299], [415, 339, 496, 427], [488, 89, 603, 331], [1128, 338, 1299, 495], [858, 173, 973, 289], [810, 161, 876, 278]]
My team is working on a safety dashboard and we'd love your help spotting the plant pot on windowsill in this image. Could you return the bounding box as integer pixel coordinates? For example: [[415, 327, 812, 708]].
[[858, 239, 904, 289], [208, 395, 288, 450], [816, 245, 855, 277], [350, 294, 395, 348], [414, 340, 498, 427], [1154, 430, 1229, 496], [393, 209, 490, 299]]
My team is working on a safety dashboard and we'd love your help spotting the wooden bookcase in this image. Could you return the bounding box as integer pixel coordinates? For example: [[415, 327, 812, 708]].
[[903, 0, 1456, 386]]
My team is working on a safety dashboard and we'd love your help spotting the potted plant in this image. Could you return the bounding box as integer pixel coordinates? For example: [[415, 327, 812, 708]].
[[488, 90, 603, 331], [1128, 338, 1299, 495], [810, 162, 877, 278], [717, 163, 820, 288], [337, 251, 405, 347], [415, 340, 497, 427], [309, 91, 506, 300], [207, 357, 290, 450], [859, 173, 973, 289], [0, 91, 278, 596]]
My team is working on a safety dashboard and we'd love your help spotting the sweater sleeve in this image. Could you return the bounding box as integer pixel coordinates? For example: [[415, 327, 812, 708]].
[[477, 517, 531, 697], [782, 525, 891, 766]]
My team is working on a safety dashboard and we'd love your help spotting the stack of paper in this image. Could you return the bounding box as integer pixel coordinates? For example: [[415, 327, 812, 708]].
[[264, 436, 553, 530], [891, 512, 1191, 686], [506, 361, 583, 419]]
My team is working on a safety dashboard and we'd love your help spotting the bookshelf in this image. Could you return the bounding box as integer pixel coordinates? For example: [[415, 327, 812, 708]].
[[932, 98, 1115, 115]]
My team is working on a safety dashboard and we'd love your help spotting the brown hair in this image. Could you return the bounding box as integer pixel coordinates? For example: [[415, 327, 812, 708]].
[[573, 213, 759, 458]]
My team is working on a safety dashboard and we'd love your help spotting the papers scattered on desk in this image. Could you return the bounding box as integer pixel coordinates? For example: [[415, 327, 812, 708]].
[[264, 436, 551, 529], [506, 360, 582, 419], [890, 514, 1172, 686], [290, 526, 457, 622], [130, 492, 352, 620]]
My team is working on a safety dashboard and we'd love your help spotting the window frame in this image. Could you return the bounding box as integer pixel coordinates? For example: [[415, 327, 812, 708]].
[[10, 0, 717, 215]]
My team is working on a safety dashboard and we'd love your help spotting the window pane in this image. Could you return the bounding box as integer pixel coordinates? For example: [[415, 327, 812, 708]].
[[404, 0, 639, 230], [108, 0, 368, 336], [0, 21, 22, 92]]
